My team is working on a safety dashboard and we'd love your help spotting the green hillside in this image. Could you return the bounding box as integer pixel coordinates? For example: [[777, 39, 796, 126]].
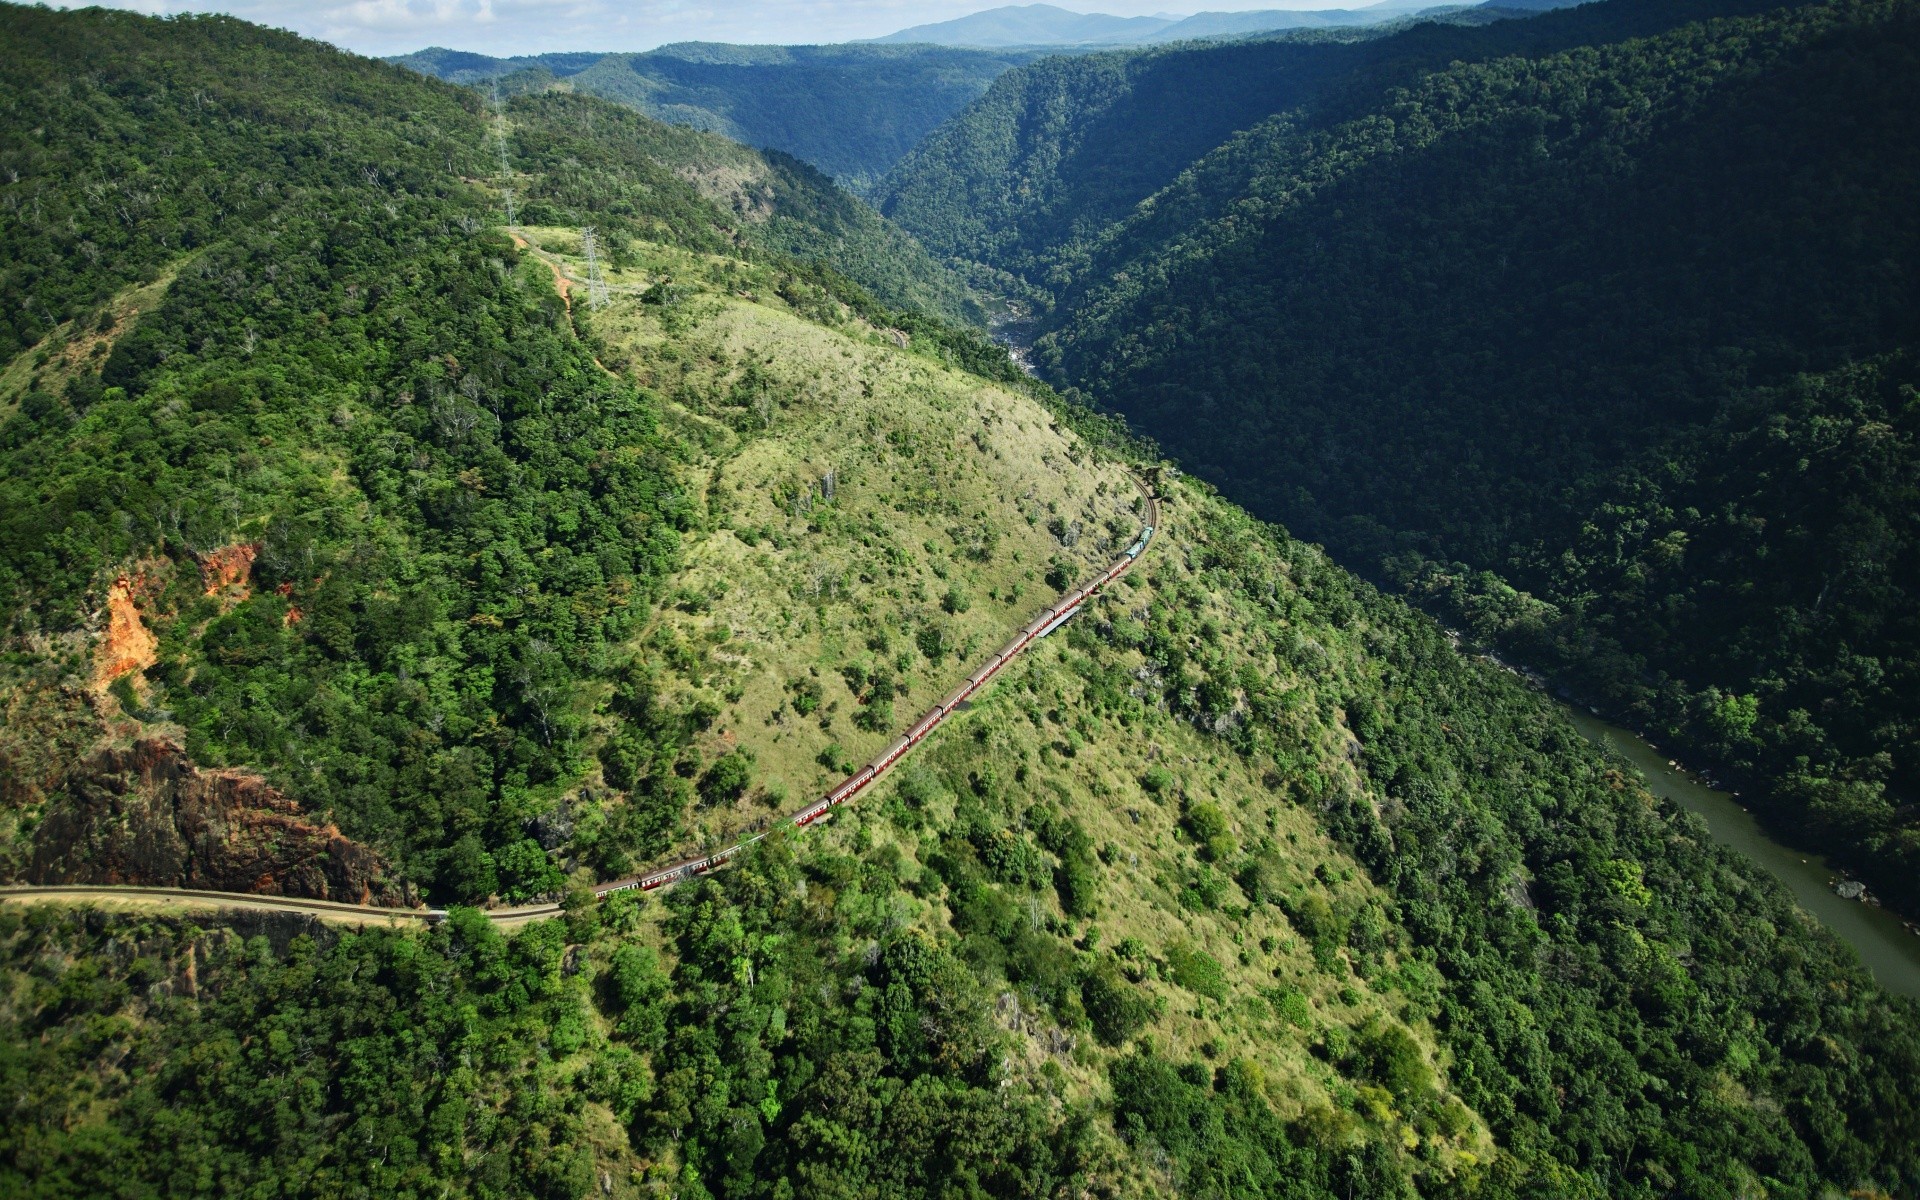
[[2, 6, 1918, 1200], [395, 43, 1044, 196], [497, 90, 979, 323], [881, 0, 1920, 916], [877, 0, 1800, 285]]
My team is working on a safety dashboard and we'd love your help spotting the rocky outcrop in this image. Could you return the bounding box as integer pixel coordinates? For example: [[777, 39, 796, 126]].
[[197, 542, 259, 598], [26, 739, 412, 907]]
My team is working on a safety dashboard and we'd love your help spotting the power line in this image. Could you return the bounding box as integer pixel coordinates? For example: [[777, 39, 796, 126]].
[[489, 82, 517, 229], [580, 226, 610, 308]]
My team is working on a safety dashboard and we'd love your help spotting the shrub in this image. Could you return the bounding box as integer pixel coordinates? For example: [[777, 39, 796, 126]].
[[1082, 957, 1159, 1045], [699, 750, 755, 805], [1164, 941, 1228, 1001]]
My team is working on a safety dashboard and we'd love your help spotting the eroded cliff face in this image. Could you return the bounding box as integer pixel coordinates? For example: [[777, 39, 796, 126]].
[[26, 739, 410, 906], [96, 577, 159, 685]]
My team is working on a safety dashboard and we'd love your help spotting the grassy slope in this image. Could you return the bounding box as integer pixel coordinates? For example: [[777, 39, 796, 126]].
[[1, 9, 1916, 1198], [500, 90, 980, 324], [550, 231, 1918, 1196], [490, 232, 1495, 1167]]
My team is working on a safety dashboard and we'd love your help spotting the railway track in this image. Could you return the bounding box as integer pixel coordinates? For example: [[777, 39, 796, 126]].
[[569, 472, 1161, 907], [1, 427, 1161, 930]]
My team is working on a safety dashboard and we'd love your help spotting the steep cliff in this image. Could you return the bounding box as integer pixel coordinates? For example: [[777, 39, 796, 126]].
[[26, 739, 410, 906]]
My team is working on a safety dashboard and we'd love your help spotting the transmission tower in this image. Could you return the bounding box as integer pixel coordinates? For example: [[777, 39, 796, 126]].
[[490, 82, 518, 228], [580, 227, 611, 308]]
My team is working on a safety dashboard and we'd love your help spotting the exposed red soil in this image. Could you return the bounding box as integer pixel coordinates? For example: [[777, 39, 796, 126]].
[[197, 541, 259, 598], [97, 576, 159, 685]]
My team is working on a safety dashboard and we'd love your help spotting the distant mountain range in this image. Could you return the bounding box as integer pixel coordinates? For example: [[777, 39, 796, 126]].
[[389, 43, 1046, 195], [391, 0, 1587, 192], [865, 0, 1569, 47]]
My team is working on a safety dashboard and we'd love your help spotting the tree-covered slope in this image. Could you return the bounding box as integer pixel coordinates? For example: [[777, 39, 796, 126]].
[[876, 0, 1809, 288], [0, 2, 961, 904], [395, 42, 1044, 197], [1026, 0, 1920, 913], [2, 7, 1918, 1200], [9, 226, 1920, 1190], [8, 305, 1920, 1193]]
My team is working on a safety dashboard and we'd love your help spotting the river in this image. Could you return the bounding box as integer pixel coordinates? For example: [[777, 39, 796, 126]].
[[1565, 708, 1920, 1000]]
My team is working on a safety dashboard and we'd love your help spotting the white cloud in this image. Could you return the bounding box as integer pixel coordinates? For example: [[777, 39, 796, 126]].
[[54, 0, 1354, 56]]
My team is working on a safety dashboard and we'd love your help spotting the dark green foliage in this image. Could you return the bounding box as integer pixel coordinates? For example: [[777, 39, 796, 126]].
[[888, 0, 1920, 913], [699, 750, 756, 805], [1110, 1052, 1348, 1199], [602, 943, 669, 1051], [1080, 956, 1157, 1045], [1163, 942, 1228, 1001], [396, 43, 1044, 197], [1180, 798, 1235, 862], [630, 840, 1101, 1198], [0, 907, 599, 1198], [1350, 1018, 1434, 1104], [1033, 807, 1102, 918]]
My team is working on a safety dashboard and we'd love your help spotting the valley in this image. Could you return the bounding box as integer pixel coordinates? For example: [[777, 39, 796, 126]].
[[881, 0, 1920, 929], [1, 3, 1917, 1198]]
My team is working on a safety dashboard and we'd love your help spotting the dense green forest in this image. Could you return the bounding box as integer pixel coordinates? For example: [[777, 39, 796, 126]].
[[876, 0, 1794, 283], [3, 5, 1919, 1199], [394, 43, 1044, 196], [883, 0, 1920, 915], [0, 4, 960, 899]]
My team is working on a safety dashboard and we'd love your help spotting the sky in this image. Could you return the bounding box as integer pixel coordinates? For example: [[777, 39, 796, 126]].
[[55, 0, 1362, 57]]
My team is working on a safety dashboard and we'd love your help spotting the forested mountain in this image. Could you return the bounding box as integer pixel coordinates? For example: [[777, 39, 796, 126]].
[[877, 0, 1796, 278], [3, 5, 1919, 1199], [395, 43, 1043, 195], [881, 0, 1920, 917]]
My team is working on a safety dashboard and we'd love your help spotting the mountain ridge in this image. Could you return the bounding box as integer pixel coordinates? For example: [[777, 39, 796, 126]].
[[392, 42, 1046, 195], [878, 0, 1920, 918], [3, 5, 1918, 1199]]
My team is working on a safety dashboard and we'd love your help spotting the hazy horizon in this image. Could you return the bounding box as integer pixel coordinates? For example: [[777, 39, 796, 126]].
[[49, 0, 1379, 57]]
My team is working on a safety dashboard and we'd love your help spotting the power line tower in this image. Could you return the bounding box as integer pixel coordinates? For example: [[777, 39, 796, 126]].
[[580, 227, 611, 309], [489, 82, 517, 228]]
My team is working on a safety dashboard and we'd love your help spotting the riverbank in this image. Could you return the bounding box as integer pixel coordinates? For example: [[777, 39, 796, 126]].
[[1565, 708, 1920, 1000]]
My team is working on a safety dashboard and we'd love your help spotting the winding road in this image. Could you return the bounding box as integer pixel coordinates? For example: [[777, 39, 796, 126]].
[[1, 476, 1162, 929]]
